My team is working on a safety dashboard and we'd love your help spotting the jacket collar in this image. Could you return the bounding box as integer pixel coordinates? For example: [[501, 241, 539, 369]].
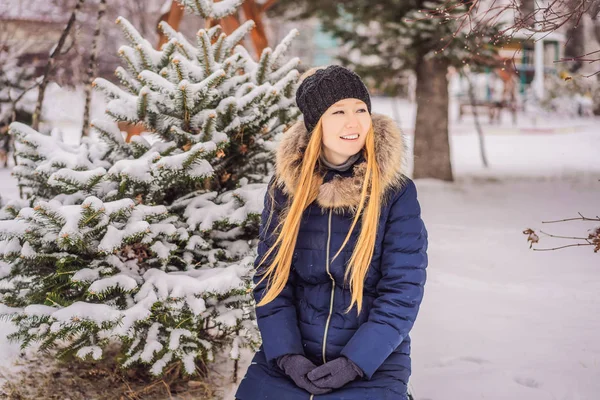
[[274, 113, 408, 211]]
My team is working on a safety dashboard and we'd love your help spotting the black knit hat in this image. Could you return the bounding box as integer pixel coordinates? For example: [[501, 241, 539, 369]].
[[295, 65, 371, 133]]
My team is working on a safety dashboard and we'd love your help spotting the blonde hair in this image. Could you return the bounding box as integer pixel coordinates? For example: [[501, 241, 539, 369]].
[[255, 118, 381, 316]]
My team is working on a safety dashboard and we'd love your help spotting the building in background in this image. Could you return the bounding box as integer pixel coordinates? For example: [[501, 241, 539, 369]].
[[0, 0, 69, 79], [498, 30, 566, 99]]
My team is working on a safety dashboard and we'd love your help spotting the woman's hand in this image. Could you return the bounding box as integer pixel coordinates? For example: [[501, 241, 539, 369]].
[[307, 356, 364, 389], [277, 354, 333, 395]]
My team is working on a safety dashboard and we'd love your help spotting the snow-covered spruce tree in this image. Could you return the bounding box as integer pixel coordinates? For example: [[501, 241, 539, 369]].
[[0, 0, 301, 379]]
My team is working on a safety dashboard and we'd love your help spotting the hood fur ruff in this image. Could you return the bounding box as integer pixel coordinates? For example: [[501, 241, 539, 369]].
[[275, 112, 408, 211]]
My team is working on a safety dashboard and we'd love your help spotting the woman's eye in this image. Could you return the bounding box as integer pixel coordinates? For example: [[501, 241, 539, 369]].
[[333, 109, 366, 115]]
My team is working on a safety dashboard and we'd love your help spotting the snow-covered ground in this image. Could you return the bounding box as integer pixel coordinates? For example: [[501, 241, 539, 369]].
[[1, 98, 599, 399], [410, 179, 599, 400]]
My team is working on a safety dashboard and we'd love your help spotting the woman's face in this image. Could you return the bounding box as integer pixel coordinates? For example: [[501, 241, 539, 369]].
[[320, 98, 371, 165]]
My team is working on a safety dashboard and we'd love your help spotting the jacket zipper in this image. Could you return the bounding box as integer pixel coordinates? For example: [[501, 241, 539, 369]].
[[322, 209, 335, 364], [310, 210, 334, 400]]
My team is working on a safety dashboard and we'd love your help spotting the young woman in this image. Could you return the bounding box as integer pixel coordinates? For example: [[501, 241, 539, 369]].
[[235, 65, 428, 400]]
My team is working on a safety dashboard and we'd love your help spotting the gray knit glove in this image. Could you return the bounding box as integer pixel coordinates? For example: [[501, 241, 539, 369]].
[[277, 354, 333, 395], [307, 356, 364, 389]]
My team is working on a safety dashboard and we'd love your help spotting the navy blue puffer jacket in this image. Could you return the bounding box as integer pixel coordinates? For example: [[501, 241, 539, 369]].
[[235, 113, 428, 400]]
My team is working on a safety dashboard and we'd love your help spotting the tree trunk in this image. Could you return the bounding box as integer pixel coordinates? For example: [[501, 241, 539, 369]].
[[82, 0, 106, 137], [517, 0, 536, 27], [591, 5, 600, 44], [563, 0, 587, 73], [32, 0, 85, 131], [465, 72, 488, 168], [413, 56, 453, 181]]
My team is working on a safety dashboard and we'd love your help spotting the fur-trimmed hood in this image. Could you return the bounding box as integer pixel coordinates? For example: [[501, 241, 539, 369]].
[[274, 112, 408, 211]]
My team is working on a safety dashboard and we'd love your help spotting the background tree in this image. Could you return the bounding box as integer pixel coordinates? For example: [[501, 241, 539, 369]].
[[267, 0, 505, 181]]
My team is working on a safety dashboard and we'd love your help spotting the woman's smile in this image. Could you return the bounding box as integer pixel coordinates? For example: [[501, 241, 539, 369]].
[[340, 133, 360, 141]]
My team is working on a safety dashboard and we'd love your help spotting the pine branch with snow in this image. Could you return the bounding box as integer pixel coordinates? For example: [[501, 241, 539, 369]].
[[93, 14, 300, 191], [177, 0, 244, 20], [9, 122, 112, 200]]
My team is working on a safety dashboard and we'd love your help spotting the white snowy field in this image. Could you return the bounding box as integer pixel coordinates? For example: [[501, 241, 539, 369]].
[[409, 179, 599, 400], [1, 99, 599, 399]]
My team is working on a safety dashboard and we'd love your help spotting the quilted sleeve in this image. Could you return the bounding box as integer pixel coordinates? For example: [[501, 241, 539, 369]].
[[253, 177, 305, 368], [340, 178, 428, 380]]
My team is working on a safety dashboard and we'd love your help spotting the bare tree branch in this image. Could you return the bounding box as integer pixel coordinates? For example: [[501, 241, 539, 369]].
[[32, 0, 86, 130], [82, 0, 107, 137], [418, 0, 600, 74], [524, 214, 600, 253], [532, 243, 595, 251], [542, 213, 600, 223]]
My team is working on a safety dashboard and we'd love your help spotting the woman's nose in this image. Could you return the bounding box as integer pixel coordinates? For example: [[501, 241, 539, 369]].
[[345, 114, 359, 128]]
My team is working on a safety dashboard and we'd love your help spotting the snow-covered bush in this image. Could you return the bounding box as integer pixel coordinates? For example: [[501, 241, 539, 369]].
[[0, 0, 301, 378], [541, 73, 597, 117]]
